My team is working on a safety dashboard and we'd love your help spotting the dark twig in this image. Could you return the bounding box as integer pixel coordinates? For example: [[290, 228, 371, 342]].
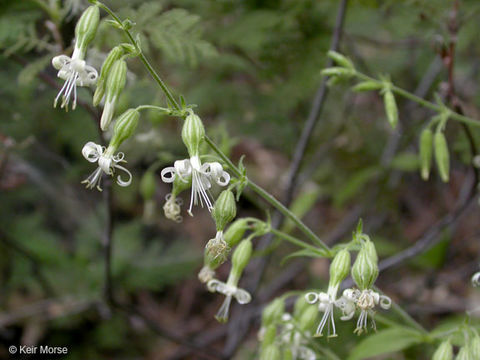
[[284, 0, 349, 206], [102, 179, 115, 305]]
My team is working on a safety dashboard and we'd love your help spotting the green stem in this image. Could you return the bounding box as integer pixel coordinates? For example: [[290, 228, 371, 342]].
[[204, 135, 330, 254], [269, 228, 328, 256], [355, 72, 480, 128], [96, 1, 180, 111], [136, 105, 171, 113], [95, 2, 331, 254]]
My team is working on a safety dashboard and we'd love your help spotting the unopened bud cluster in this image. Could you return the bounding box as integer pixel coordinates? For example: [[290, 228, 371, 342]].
[[304, 228, 391, 338], [258, 296, 317, 359]]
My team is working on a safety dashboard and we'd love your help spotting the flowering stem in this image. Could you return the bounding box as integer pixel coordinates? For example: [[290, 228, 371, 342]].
[[135, 105, 171, 113], [354, 72, 480, 127], [269, 228, 329, 256], [94, 1, 180, 111], [95, 1, 331, 254], [204, 135, 331, 255]]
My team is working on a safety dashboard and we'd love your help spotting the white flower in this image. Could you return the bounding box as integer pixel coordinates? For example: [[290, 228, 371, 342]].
[[81, 141, 132, 191], [472, 272, 480, 287], [278, 315, 316, 360], [305, 285, 339, 338], [161, 156, 230, 215], [335, 288, 358, 321], [207, 278, 251, 323], [163, 193, 183, 222], [353, 289, 391, 335], [52, 48, 98, 111]]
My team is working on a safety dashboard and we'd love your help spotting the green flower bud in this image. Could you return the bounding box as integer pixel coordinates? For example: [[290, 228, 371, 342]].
[[204, 231, 230, 270], [260, 345, 281, 360], [212, 190, 236, 231], [182, 112, 205, 157], [329, 249, 351, 288], [470, 335, 480, 358], [93, 46, 124, 106], [327, 51, 354, 69], [419, 128, 433, 181], [139, 171, 156, 200], [75, 5, 100, 54], [434, 132, 450, 183], [224, 218, 249, 247], [432, 340, 453, 360], [231, 238, 253, 280], [456, 346, 471, 360], [262, 298, 285, 326], [352, 81, 383, 92], [101, 59, 127, 131], [363, 236, 378, 263], [298, 305, 318, 332], [321, 67, 354, 77], [352, 240, 379, 290], [384, 90, 398, 129], [283, 349, 294, 360], [110, 108, 139, 148], [261, 324, 277, 348]]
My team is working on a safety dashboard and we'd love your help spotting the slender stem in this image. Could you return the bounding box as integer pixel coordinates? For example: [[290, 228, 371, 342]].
[[248, 181, 330, 253], [204, 135, 330, 254], [95, 2, 180, 111], [269, 228, 328, 255], [103, 179, 114, 305], [354, 72, 480, 127], [136, 105, 170, 112], [97, 0, 330, 254]]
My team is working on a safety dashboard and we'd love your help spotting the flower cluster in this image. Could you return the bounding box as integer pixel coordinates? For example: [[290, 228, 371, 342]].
[[258, 297, 317, 360], [305, 232, 391, 337], [52, 5, 99, 111], [52, 6, 141, 192], [161, 112, 231, 217]]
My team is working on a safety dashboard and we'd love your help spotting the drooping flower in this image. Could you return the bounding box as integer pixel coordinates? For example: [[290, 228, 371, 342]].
[[161, 157, 230, 215], [305, 288, 338, 338], [338, 288, 391, 335], [207, 278, 251, 323], [305, 249, 351, 337], [207, 238, 252, 323], [81, 142, 132, 191], [52, 52, 98, 111], [52, 5, 100, 111]]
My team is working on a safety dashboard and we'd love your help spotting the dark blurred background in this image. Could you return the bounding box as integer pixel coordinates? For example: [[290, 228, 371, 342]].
[[1, 0, 480, 359]]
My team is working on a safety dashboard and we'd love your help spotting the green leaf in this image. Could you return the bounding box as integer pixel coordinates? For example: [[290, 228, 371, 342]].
[[348, 327, 424, 360]]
